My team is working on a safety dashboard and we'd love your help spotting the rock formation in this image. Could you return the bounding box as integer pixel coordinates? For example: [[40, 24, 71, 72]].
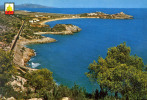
[[13, 36, 56, 68], [51, 24, 81, 35], [8, 76, 27, 92]]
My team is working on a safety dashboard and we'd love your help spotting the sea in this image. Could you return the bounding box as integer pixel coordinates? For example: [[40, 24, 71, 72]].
[[19, 8, 147, 93]]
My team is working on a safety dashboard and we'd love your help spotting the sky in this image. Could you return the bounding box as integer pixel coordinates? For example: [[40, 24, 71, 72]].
[[1, 0, 147, 8]]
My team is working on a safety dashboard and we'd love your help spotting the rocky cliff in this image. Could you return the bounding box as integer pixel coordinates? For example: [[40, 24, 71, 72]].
[[13, 36, 56, 68]]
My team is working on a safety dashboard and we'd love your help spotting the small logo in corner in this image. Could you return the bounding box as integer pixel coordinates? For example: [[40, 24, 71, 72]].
[[5, 3, 14, 15]]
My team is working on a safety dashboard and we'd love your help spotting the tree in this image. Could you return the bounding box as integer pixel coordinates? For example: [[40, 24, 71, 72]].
[[0, 49, 16, 87], [71, 84, 86, 100], [86, 43, 147, 99], [25, 69, 54, 93], [0, 49, 17, 97]]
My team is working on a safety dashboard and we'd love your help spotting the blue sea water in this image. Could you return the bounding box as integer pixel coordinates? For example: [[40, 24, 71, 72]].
[[25, 8, 147, 92]]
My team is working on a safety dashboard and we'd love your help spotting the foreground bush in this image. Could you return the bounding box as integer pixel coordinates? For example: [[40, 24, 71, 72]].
[[86, 42, 147, 100]]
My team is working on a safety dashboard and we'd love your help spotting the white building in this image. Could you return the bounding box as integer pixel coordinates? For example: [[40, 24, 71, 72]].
[[29, 20, 34, 23], [88, 13, 98, 16], [29, 18, 40, 23], [35, 15, 39, 17]]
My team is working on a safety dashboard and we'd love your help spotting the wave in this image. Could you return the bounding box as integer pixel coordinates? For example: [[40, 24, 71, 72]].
[[31, 62, 40, 68]]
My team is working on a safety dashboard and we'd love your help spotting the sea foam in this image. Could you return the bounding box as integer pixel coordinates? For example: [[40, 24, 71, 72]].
[[31, 62, 40, 68]]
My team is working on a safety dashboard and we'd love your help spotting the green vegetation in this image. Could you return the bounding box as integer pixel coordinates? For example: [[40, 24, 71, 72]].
[[0, 13, 21, 43], [0, 43, 147, 99], [24, 69, 88, 100], [80, 13, 88, 17], [51, 24, 67, 32], [0, 49, 19, 97], [25, 69, 54, 93], [14, 14, 32, 21], [0, 13, 43, 44], [0, 49, 16, 87], [2, 32, 16, 43], [31, 27, 51, 32], [86, 43, 147, 100], [21, 24, 43, 39]]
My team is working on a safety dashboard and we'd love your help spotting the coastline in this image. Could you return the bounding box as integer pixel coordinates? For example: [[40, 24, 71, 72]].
[[13, 36, 56, 71], [13, 10, 133, 70], [14, 17, 84, 69]]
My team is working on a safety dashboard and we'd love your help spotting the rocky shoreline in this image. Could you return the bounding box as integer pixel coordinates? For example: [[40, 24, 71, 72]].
[[13, 36, 56, 69]]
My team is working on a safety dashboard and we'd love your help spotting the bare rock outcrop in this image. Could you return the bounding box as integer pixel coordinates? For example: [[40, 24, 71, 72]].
[[8, 76, 27, 92], [111, 12, 133, 19]]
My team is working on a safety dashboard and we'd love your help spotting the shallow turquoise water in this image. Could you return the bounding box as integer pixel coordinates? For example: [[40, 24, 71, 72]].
[[27, 8, 147, 92]]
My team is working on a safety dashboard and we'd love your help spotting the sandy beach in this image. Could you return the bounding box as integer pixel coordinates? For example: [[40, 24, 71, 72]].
[[39, 17, 99, 25]]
